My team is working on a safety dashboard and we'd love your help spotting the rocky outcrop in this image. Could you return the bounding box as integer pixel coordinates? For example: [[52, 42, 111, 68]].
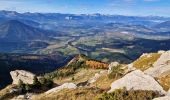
[[10, 70, 35, 84], [108, 70, 166, 94], [145, 50, 170, 78], [45, 83, 77, 94]]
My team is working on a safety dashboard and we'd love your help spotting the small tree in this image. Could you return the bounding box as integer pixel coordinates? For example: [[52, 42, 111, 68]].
[[45, 79, 53, 88], [39, 77, 54, 89], [25, 84, 32, 92], [72, 77, 75, 81], [18, 80, 26, 93], [33, 76, 41, 88]]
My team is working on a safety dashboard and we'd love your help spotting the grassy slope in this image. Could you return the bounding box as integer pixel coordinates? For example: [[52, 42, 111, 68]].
[[133, 53, 161, 71]]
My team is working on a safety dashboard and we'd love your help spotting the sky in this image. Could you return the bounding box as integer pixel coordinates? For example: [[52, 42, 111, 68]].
[[0, 0, 170, 16]]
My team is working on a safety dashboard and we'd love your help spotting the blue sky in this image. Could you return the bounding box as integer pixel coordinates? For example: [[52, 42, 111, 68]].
[[0, 0, 170, 16]]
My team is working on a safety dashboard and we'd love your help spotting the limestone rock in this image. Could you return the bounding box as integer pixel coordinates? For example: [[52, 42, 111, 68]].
[[158, 50, 166, 54], [10, 70, 35, 84], [108, 70, 166, 94], [127, 63, 136, 72], [145, 51, 170, 78], [167, 89, 170, 96], [153, 96, 170, 100], [45, 83, 77, 94]]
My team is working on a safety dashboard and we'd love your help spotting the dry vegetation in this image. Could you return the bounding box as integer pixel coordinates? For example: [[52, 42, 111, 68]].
[[97, 88, 161, 100], [0, 85, 18, 100], [90, 74, 115, 90], [86, 60, 109, 69], [133, 53, 161, 71], [158, 74, 170, 91], [32, 87, 104, 100], [54, 68, 103, 85]]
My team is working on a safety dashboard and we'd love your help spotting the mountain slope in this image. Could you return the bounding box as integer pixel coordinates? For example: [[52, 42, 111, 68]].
[[153, 21, 170, 31], [1, 50, 170, 100], [0, 20, 49, 42], [0, 53, 70, 90]]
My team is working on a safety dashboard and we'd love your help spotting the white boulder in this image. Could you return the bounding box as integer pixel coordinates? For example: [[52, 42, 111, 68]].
[[10, 70, 35, 84], [45, 83, 77, 94], [108, 70, 166, 95]]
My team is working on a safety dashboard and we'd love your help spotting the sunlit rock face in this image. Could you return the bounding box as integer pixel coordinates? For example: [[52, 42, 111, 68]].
[[108, 70, 166, 95], [45, 83, 77, 94], [145, 50, 170, 78], [10, 70, 35, 85]]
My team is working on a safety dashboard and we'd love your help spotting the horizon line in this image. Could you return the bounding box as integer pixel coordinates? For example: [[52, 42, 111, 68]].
[[0, 10, 170, 18]]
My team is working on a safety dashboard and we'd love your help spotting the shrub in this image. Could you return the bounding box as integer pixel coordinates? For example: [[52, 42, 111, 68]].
[[32, 76, 41, 89], [25, 84, 32, 92], [17, 76, 54, 93], [108, 65, 124, 79]]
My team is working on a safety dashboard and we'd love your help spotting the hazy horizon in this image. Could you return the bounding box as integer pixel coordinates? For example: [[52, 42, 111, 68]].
[[0, 0, 170, 17]]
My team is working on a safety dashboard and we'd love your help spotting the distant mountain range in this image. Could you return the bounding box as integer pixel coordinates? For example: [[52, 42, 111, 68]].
[[0, 10, 170, 24]]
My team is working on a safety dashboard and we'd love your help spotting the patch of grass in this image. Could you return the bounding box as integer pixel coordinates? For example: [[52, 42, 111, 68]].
[[90, 74, 115, 90], [108, 65, 125, 79], [32, 87, 104, 100], [133, 53, 161, 71], [158, 74, 170, 91], [53, 68, 102, 85], [57, 46, 79, 56], [0, 85, 18, 100], [97, 88, 161, 100]]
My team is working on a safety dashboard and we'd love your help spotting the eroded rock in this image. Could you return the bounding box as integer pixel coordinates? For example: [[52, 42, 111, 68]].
[[10, 70, 35, 84]]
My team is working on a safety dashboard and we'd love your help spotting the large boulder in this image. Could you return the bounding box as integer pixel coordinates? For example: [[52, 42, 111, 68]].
[[145, 50, 170, 78], [10, 70, 35, 84], [45, 83, 77, 94], [108, 70, 166, 94]]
